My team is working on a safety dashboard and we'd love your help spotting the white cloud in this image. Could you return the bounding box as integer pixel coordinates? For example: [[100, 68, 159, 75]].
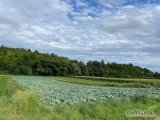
[[99, 0, 126, 6], [101, 17, 149, 32], [0, 0, 160, 72]]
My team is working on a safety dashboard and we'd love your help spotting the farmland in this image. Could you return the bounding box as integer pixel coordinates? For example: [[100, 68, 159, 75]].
[[0, 75, 160, 120], [51, 76, 160, 88], [12, 76, 160, 106]]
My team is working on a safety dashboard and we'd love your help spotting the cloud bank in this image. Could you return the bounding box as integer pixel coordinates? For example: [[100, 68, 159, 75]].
[[0, 0, 160, 72]]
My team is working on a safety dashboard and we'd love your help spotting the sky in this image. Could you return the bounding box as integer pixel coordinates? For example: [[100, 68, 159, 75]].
[[0, 0, 160, 72]]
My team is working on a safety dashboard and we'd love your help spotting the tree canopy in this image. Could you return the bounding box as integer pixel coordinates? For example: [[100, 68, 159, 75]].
[[0, 45, 159, 79]]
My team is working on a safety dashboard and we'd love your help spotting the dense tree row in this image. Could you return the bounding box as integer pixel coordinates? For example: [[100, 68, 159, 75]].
[[0, 45, 159, 79]]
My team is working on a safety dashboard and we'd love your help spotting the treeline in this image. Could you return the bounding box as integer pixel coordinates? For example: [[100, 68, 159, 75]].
[[0, 45, 160, 79]]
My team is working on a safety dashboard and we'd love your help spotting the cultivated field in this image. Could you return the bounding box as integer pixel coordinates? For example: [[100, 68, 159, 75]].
[[12, 76, 160, 106], [0, 75, 160, 120], [52, 76, 160, 88]]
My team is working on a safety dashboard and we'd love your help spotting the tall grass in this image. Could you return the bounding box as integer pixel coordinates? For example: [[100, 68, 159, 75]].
[[0, 76, 50, 116], [1, 98, 159, 120], [0, 75, 23, 97], [0, 76, 10, 96]]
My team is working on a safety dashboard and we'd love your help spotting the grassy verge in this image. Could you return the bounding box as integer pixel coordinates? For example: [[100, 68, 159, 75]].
[[51, 76, 160, 88], [0, 76, 51, 119], [0, 97, 160, 120], [0, 75, 159, 120]]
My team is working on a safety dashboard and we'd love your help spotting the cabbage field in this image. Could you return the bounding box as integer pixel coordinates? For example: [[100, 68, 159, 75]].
[[11, 76, 160, 106]]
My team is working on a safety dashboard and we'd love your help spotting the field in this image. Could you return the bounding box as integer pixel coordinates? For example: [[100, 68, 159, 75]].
[[12, 76, 160, 106], [51, 76, 160, 88], [0, 75, 160, 120]]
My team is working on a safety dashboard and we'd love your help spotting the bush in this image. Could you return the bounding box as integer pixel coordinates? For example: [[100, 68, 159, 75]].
[[0, 71, 9, 75]]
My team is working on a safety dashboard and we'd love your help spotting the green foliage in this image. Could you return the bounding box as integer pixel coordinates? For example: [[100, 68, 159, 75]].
[[0, 75, 10, 96], [0, 45, 160, 78], [0, 97, 160, 120], [56, 76, 160, 88], [11, 90, 48, 115], [0, 75, 160, 120], [12, 76, 160, 106], [0, 75, 23, 97], [130, 94, 149, 104], [0, 76, 50, 116]]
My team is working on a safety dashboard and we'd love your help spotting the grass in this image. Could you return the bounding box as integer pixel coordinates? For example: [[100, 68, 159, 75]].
[[0, 75, 23, 97], [0, 75, 51, 119], [51, 76, 160, 88], [0, 75, 160, 120], [0, 97, 160, 120], [0, 75, 10, 96], [77, 76, 160, 83]]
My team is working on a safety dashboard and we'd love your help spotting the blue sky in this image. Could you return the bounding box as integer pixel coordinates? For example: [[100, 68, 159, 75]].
[[0, 0, 160, 72]]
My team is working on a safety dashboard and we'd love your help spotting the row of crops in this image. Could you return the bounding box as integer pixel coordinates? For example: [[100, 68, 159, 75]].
[[11, 76, 160, 106]]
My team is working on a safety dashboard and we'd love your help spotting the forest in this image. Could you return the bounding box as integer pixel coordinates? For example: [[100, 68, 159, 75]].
[[0, 45, 160, 79]]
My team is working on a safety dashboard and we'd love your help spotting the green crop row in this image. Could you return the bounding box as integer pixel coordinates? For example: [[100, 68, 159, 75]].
[[11, 76, 160, 106]]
